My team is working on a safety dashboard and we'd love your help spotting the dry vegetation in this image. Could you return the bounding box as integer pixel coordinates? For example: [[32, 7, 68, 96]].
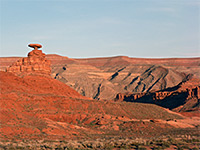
[[1, 135, 199, 149]]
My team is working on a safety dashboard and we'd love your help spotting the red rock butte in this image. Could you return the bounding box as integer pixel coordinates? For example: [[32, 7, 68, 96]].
[[6, 44, 51, 76]]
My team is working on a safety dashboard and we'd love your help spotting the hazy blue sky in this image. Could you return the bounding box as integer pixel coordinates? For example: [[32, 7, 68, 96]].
[[0, 0, 199, 58]]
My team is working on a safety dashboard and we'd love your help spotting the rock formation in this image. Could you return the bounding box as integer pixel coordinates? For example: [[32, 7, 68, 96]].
[[116, 86, 200, 102], [1, 52, 200, 100], [115, 78, 200, 112], [6, 44, 51, 76]]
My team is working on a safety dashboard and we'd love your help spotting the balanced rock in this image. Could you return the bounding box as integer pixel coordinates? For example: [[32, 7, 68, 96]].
[[6, 43, 51, 76], [28, 43, 42, 50]]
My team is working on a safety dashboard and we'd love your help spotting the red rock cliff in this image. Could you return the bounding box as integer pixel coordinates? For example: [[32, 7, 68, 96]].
[[115, 78, 200, 111]]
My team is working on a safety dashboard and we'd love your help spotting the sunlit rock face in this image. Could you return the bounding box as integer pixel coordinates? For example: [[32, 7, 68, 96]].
[[6, 44, 51, 76]]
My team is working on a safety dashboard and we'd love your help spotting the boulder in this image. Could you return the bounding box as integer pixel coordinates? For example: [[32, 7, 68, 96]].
[[28, 43, 42, 49]]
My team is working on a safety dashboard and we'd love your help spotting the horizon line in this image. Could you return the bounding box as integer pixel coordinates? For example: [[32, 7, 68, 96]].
[[1, 53, 200, 60]]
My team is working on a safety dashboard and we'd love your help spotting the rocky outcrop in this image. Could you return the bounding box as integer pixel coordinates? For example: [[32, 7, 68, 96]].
[[116, 86, 199, 102], [6, 44, 51, 76], [115, 78, 200, 111]]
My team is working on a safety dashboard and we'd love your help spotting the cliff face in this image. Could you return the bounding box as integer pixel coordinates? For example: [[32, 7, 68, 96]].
[[6, 49, 51, 76], [115, 78, 200, 112]]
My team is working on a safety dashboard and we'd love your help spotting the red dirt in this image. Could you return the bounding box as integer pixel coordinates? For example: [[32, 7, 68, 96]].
[[0, 71, 86, 99], [0, 71, 89, 140], [1, 71, 188, 141]]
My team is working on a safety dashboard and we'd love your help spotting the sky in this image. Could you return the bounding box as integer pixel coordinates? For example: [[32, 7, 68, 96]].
[[0, 0, 199, 58]]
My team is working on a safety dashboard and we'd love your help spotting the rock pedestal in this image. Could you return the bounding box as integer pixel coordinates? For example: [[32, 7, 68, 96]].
[[6, 44, 51, 76]]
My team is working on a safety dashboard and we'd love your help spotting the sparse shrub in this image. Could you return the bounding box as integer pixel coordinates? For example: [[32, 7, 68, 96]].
[[129, 145, 137, 149], [88, 120, 96, 126], [76, 119, 81, 124], [191, 147, 198, 150], [104, 142, 115, 149], [156, 141, 170, 148], [137, 146, 147, 150], [192, 138, 200, 142], [178, 145, 190, 149], [184, 138, 200, 143], [17, 146, 25, 150], [104, 145, 114, 150], [167, 137, 176, 144], [7, 147, 16, 150], [152, 146, 163, 150], [120, 144, 129, 149], [177, 147, 184, 150]]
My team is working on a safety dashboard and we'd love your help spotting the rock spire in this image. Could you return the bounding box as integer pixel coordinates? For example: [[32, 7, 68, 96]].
[[6, 43, 51, 76]]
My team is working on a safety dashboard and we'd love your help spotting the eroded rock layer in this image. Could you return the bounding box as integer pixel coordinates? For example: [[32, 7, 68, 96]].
[[115, 78, 200, 112], [6, 49, 51, 76]]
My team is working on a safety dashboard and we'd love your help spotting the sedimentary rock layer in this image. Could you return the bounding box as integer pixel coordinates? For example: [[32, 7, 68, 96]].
[[6, 49, 51, 76]]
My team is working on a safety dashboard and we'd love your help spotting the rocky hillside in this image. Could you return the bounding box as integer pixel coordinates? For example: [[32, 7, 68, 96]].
[[2, 71, 198, 141], [1, 54, 199, 100], [49, 55, 200, 100], [0, 45, 199, 144]]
